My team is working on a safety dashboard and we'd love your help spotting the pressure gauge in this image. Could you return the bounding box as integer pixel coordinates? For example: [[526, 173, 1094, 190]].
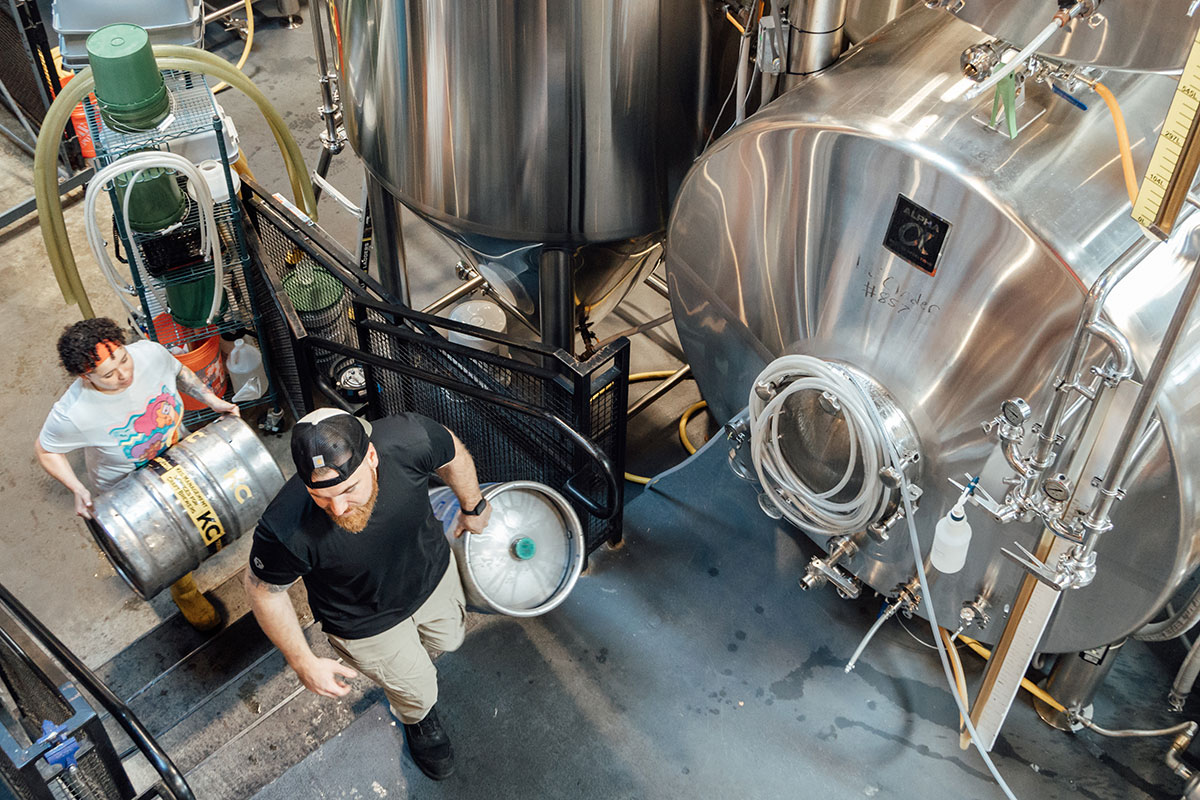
[[1001, 397, 1031, 426], [1043, 474, 1072, 504]]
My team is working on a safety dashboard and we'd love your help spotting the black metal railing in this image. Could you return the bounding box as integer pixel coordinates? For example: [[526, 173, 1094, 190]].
[[0, 583, 193, 800], [241, 179, 630, 555]]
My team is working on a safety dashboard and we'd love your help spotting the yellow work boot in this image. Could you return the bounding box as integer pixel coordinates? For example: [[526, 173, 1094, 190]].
[[169, 573, 222, 632]]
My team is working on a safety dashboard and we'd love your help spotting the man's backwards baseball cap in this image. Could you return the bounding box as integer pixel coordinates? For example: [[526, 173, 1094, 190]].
[[291, 409, 375, 489]]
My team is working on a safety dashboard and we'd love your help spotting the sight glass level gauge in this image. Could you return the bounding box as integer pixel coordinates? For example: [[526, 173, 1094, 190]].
[[1131, 28, 1200, 239]]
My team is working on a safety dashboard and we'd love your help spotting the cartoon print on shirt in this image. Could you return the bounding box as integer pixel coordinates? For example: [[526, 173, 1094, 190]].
[[110, 386, 183, 464]]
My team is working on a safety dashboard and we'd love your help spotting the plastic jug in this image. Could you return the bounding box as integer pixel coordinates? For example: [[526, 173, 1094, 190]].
[[226, 338, 268, 402]]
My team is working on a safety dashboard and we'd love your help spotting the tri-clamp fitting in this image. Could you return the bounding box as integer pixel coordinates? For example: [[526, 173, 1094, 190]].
[[891, 577, 923, 617], [1002, 541, 1097, 591], [800, 536, 861, 599], [960, 595, 992, 631]]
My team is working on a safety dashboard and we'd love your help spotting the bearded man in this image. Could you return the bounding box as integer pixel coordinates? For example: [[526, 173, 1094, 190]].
[[245, 409, 490, 781]]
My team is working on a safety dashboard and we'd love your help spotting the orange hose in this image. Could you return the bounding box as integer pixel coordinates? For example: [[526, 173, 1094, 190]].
[[1092, 81, 1139, 207]]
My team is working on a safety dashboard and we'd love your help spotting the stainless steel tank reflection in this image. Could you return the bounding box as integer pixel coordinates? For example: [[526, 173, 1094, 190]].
[[844, 0, 918, 43], [330, 0, 725, 325], [936, 0, 1200, 73], [665, 5, 1200, 653]]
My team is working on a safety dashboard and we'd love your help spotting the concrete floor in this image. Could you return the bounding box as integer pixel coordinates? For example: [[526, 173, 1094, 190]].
[[250, 440, 1192, 800], [0, 7, 1194, 800]]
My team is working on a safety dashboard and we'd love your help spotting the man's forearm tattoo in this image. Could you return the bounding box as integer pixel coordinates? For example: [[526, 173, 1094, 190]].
[[247, 571, 293, 593]]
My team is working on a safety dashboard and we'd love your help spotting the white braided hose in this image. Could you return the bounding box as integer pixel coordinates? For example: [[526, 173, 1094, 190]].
[[748, 355, 890, 536], [86, 152, 225, 325]]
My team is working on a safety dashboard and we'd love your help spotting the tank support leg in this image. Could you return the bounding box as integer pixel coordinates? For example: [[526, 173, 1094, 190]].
[[539, 247, 575, 354], [366, 176, 410, 305]]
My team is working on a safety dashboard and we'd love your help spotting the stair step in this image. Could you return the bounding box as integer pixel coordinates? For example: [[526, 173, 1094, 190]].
[[158, 625, 337, 774], [94, 572, 251, 700], [90, 566, 379, 796], [183, 671, 381, 799]]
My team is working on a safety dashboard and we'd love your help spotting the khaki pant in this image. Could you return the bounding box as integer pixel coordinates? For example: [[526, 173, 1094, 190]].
[[326, 551, 467, 724]]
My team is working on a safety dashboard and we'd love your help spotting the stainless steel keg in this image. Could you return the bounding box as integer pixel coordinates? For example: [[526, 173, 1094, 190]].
[[429, 482, 585, 617], [88, 415, 284, 598]]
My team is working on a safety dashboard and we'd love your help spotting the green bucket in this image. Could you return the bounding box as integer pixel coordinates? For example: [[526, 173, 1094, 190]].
[[167, 275, 228, 329], [87, 24, 170, 131], [113, 167, 188, 233]]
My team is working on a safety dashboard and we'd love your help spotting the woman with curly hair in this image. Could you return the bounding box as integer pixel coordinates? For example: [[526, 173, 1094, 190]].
[[34, 318, 239, 631]]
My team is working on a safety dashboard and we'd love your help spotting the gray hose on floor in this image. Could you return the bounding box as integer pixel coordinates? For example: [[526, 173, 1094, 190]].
[[1169, 634, 1200, 711], [1136, 581, 1200, 642]]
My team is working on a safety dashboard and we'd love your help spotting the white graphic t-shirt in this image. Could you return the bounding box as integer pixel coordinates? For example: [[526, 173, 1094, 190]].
[[39, 340, 185, 491]]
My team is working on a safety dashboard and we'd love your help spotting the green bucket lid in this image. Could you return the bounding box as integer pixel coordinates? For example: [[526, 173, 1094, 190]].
[[282, 265, 346, 312], [510, 537, 537, 561], [87, 24, 169, 130]]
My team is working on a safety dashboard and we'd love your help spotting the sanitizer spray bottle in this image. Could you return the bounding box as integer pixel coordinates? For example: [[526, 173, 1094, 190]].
[[931, 484, 974, 574]]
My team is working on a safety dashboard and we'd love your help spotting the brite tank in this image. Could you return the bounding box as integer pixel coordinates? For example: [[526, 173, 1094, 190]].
[[329, 0, 723, 321], [940, 0, 1200, 74], [665, 5, 1200, 653]]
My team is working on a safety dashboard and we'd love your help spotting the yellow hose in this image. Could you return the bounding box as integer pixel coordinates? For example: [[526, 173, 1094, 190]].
[[1091, 81, 1139, 207], [678, 400, 708, 455], [940, 627, 969, 732], [212, 0, 255, 94], [33, 46, 316, 314], [625, 371, 703, 484], [958, 634, 1066, 713]]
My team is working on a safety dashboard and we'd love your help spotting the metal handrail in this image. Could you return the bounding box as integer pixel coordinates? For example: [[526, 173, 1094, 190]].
[[297, 334, 621, 520], [0, 582, 195, 800]]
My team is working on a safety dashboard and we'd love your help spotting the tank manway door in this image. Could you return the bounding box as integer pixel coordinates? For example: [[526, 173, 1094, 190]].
[[1132, 29, 1200, 240]]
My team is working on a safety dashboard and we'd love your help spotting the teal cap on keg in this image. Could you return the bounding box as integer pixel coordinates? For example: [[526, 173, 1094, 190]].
[[511, 537, 537, 561]]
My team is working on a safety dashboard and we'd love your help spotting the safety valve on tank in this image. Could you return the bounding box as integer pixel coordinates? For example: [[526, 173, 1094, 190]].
[[931, 478, 976, 574]]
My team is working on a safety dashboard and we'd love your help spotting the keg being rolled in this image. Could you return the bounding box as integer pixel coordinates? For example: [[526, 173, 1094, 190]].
[[88, 415, 284, 598]]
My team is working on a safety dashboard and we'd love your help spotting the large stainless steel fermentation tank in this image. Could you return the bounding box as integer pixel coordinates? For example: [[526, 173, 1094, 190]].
[[666, 5, 1200, 653], [330, 0, 728, 339]]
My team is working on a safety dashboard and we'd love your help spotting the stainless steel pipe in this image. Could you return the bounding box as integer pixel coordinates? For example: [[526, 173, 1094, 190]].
[[785, 0, 848, 78], [627, 366, 692, 419], [1081, 231, 1200, 545], [366, 177, 410, 305], [421, 275, 488, 316], [1030, 235, 1159, 473]]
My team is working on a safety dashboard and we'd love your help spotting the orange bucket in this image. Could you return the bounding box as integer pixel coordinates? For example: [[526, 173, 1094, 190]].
[[153, 314, 227, 411], [59, 74, 97, 159], [175, 335, 228, 411]]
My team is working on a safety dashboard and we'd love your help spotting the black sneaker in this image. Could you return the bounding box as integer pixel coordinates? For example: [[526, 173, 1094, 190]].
[[403, 705, 455, 780]]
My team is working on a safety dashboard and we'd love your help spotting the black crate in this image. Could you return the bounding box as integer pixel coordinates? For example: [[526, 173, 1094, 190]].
[[242, 180, 628, 555]]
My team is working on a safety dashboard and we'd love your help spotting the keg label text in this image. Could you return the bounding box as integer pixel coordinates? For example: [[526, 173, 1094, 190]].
[[150, 457, 226, 548]]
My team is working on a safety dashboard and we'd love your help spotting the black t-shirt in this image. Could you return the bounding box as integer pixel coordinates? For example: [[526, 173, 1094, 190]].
[[249, 414, 457, 639]]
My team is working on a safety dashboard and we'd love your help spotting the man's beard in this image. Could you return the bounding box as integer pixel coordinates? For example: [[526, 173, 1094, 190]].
[[329, 473, 380, 532]]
